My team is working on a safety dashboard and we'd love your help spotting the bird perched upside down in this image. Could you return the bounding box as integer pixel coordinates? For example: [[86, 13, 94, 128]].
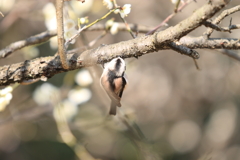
[[100, 57, 127, 115]]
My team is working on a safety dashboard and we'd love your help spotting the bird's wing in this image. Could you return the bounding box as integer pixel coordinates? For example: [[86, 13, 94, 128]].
[[101, 76, 121, 107], [114, 76, 127, 98]]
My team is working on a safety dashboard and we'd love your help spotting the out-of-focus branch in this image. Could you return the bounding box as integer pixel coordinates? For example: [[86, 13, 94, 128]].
[[146, 0, 193, 35], [88, 31, 108, 47], [65, 8, 118, 47], [0, 0, 232, 86], [0, 30, 56, 58], [219, 49, 240, 61], [87, 23, 156, 33], [0, 12, 4, 17], [0, 1, 36, 34], [112, 1, 136, 38], [0, 24, 156, 59]]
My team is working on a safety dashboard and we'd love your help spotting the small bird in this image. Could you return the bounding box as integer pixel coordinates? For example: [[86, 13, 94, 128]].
[[100, 57, 127, 115]]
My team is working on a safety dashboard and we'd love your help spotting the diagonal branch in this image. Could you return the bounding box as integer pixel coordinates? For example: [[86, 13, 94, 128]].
[[0, 11, 4, 17], [203, 21, 231, 32], [146, 0, 193, 35], [0, 30, 56, 58], [167, 42, 199, 59]]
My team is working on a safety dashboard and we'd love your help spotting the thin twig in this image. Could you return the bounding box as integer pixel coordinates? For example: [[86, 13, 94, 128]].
[[168, 42, 200, 59], [174, 0, 181, 13], [65, 8, 119, 47], [119, 15, 136, 38], [193, 59, 200, 70], [112, 1, 136, 38], [118, 110, 147, 141], [204, 22, 240, 33], [86, 23, 156, 33], [146, 0, 193, 35], [224, 24, 240, 30], [88, 31, 108, 47], [203, 21, 231, 32], [204, 5, 240, 37], [65, 25, 87, 48]]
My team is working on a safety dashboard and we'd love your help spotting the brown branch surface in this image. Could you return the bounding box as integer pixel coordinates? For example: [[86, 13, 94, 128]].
[[0, 0, 232, 86], [1, 36, 238, 87], [0, 54, 82, 86], [179, 37, 240, 49], [56, 0, 69, 69]]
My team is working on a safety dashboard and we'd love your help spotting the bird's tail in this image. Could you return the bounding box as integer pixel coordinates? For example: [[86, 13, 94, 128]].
[[109, 100, 121, 115]]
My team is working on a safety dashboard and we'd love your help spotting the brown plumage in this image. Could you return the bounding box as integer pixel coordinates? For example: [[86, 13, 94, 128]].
[[100, 57, 127, 115]]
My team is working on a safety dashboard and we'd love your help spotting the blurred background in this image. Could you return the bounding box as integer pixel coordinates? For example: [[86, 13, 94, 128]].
[[0, 0, 240, 160]]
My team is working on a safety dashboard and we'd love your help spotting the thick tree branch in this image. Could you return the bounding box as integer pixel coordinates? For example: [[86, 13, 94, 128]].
[[1, 36, 238, 86], [0, 0, 232, 86]]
